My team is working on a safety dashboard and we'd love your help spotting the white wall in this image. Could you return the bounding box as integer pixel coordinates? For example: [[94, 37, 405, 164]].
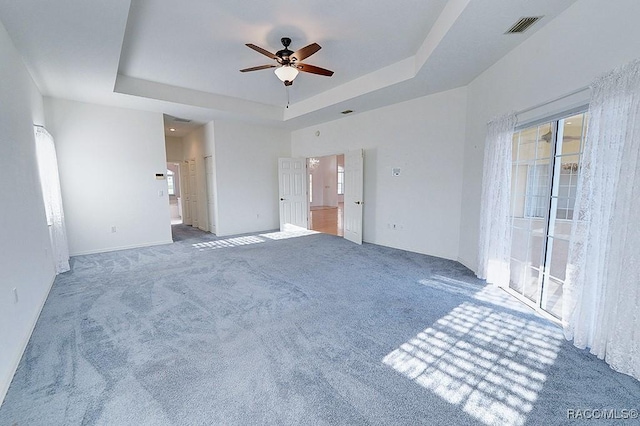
[[321, 155, 338, 207], [182, 121, 215, 232], [0, 21, 56, 404], [292, 87, 467, 260], [44, 98, 172, 255], [309, 160, 324, 207], [214, 121, 290, 236], [309, 155, 337, 207], [458, 0, 640, 271], [165, 136, 184, 162]]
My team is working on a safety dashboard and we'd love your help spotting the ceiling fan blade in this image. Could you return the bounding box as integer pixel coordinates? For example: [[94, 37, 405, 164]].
[[291, 43, 321, 62], [296, 63, 334, 77], [240, 64, 277, 72], [245, 43, 278, 60]]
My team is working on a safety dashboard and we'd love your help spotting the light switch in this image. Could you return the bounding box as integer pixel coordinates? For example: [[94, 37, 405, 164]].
[[158, 190, 164, 197]]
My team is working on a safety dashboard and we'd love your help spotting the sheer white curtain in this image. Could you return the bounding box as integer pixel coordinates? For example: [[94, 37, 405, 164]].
[[563, 59, 640, 380], [477, 113, 517, 287], [34, 126, 70, 274]]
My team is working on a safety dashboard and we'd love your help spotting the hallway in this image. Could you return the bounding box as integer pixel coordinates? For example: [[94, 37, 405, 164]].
[[309, 203, 344, 237]]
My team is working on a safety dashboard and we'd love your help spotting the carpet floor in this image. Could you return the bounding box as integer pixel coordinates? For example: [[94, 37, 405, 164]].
[[1, 225, 638, 425]]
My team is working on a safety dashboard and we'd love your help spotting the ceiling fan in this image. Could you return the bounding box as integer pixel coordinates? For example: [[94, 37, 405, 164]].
[[240, 37, 334, 86], [541, 130, 581, 143]]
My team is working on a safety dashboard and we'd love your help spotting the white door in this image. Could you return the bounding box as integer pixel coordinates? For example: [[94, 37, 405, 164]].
[[278, 158, 308, 230], [205, 155, 216, 234], [189, 159, 198, 228], [181, 160, 191, 225], [344, 149, 364, 244]]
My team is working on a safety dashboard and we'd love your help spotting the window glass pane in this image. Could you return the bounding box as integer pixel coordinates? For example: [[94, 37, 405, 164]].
[[536, 123, 553, 159], [552, 218, 572, 239], [547, 237, 570, 282], [167, 176, 175, 195], [516, 127, 537, 162], [560, 113, 585, 155], [524, 160, 550, 219], [512, 132, 520, 162], [542, 277, 563, 319], [509, 259, 525, 294]]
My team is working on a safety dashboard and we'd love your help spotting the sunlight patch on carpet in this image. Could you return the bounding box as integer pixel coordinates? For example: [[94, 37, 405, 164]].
[[418, 276, 532, 314], [383, 297, 563, 426], [260, 228, 319, 240], [192, 236, 265, 251]]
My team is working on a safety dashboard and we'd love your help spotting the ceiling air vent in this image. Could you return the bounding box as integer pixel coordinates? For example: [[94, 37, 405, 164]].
[[166, 115, 191, 123], [505, 16, 543, 34]]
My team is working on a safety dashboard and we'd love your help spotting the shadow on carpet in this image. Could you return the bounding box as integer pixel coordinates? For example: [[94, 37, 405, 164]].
[[1, 229, 638, 425]]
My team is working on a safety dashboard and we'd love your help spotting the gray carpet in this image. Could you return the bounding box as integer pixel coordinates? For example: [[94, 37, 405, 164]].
[[1, 225, 638, 425]]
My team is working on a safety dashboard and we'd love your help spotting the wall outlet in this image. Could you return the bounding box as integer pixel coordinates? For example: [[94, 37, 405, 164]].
[[13, 288, 18, 304], [111, 226, 117, 233]]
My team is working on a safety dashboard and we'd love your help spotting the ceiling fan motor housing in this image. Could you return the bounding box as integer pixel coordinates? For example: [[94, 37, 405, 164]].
[[277, 38, 294, 64]]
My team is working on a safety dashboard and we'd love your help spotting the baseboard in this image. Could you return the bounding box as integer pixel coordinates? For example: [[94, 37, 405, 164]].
[[70, 239, 174, 256], [0, 271, 56, 406], [363, 238, 458, 262]]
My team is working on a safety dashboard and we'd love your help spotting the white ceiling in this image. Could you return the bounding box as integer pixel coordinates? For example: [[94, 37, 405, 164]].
[[0, 0, 579, 131]]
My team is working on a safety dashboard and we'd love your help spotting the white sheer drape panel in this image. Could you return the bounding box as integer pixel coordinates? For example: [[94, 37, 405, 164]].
[[563, 59, 640, 380], [477, 113, 517, 287], [34, 126, 70, 274]]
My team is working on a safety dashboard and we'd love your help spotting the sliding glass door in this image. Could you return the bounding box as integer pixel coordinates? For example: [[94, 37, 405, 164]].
[[509, 112, 587, 318]]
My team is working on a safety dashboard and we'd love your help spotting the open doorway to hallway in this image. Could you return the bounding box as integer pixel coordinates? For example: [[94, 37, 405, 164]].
[[167, 162, 182, 225], [308, 154, 344, 236]]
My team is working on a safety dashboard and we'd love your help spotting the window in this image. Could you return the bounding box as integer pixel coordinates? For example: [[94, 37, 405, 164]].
[[510, 111, 588, 319], [167, 169, 175, 195], [309, 174, 313, 203], [337, 166, 344, 195], [524, 164, 550, 218]]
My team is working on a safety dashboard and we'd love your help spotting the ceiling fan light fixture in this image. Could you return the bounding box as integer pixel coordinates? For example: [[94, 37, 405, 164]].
[[274, 65, 299, 83]]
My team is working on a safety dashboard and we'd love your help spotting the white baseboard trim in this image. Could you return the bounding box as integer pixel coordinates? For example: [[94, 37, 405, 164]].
[[70, 239, 174, 256], [0, 271, 56, 406]]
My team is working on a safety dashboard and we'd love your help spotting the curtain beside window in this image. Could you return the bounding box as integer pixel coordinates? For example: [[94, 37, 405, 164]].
[[477, 113, 517, 287], [34, 126, 70, 274], [563, 59, 640, 380]]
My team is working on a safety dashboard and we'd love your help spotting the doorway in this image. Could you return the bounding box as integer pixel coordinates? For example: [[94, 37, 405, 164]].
[[167, 162, 182, 225], [278, 150, 363, 244], [509, 111, 588, 319], [308, 154, 344, 236]]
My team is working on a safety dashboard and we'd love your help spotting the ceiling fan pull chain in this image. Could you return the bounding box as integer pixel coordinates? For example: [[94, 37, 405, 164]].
[[286, 85, 290, 108]]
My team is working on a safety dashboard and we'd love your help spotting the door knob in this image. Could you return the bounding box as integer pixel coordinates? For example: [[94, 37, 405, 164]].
[[280, 198, 285, 201], [354, 201, 361, 205]]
